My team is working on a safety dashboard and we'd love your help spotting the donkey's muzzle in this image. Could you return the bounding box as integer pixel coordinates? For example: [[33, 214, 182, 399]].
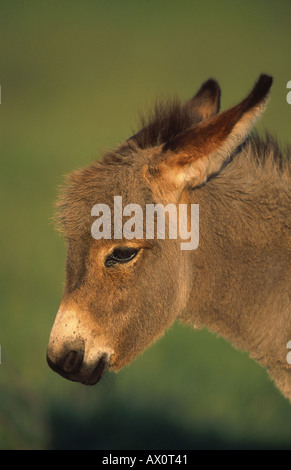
[[46, 342, 109, 385]]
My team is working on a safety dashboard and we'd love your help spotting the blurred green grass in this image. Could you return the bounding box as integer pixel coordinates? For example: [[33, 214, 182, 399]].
[[1, 0, 291, 449]]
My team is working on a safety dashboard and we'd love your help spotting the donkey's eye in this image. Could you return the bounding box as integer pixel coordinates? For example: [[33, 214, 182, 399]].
[[105, 247, 139, 267]]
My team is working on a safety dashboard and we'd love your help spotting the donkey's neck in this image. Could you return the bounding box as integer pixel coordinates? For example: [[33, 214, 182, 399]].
[[180, 137, 291, 399]]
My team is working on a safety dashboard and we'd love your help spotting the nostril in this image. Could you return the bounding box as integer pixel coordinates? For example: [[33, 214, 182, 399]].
[[60, 349, 84, 374], [47, 343, 85, 378], [62, 350, 81, 373]]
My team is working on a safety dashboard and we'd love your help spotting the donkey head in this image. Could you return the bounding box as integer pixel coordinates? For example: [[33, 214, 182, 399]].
[[47, 75, 272, 385]]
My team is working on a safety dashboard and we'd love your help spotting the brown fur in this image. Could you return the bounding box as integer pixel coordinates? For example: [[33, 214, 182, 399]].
[[47, 75, 291, 402]]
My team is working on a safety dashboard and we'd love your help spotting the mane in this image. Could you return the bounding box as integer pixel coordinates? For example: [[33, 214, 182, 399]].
[[104, 97, 291, 176], [102, 96, 203, 166], [131, 97, 202, 149], [248, 132, 291, 177]]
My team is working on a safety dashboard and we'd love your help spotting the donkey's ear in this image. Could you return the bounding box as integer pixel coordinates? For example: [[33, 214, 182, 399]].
[[154, 74, 272, 192], [183, 78, 221, 121]]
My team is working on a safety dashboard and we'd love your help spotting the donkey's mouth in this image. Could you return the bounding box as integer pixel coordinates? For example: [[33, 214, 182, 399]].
[[81, 354, 109, 386], [47, 345, 110, 385]]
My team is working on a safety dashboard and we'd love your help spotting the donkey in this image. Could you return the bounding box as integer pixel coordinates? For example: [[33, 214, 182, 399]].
[[47, 74, 291, 402]]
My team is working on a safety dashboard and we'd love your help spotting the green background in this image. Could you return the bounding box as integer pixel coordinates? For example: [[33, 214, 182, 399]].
[[1, 0, 291, 449]]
